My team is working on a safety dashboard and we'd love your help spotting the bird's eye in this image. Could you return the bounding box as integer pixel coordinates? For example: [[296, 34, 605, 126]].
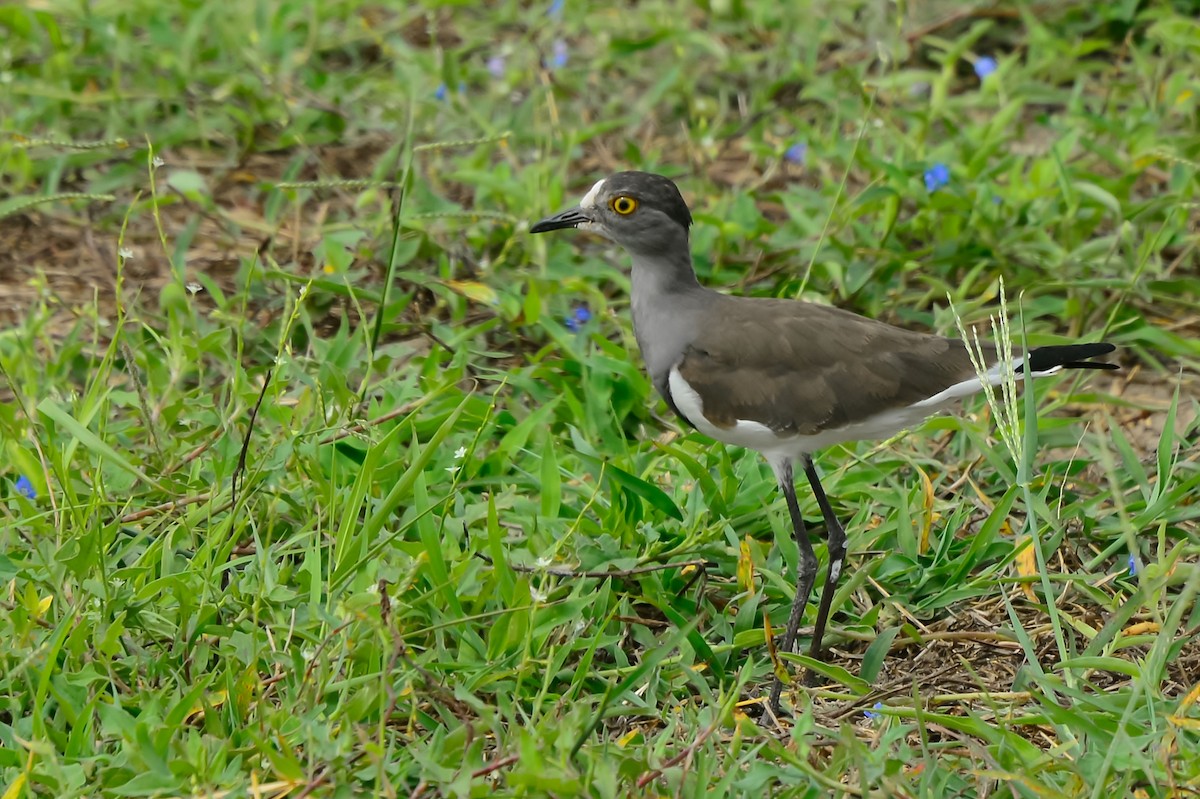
[[611, 196, 638, 215]]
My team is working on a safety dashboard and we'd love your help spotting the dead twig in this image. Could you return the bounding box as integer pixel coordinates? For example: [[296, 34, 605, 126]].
[[231, 368, 273, 511], [319, 398, 422, 445], [472, 754, 519, 780], [636, 713, 722, 789], [119, 492, 213, 523]]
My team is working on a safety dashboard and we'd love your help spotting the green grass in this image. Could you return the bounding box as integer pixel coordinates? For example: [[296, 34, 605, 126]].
[[3, 1, 1200, 796]]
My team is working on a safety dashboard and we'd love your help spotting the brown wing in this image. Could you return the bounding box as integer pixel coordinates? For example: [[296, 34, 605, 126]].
[[675, 297, 993, 435]]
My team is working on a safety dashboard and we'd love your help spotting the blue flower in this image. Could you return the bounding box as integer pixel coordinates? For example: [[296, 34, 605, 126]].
[[1127, 554, 1138, 576], [974, 56, 998, 80], [486, 55, 506, 80], [546, 39, 568, 70], [547, 0, 565, 18], [923, 163, 950, 193], [434, 83, 448, 101], [784, 141, 808, 166], [565, 305, 591, 332], [864, 701, 884, 720], [15, 475, 36, 499]]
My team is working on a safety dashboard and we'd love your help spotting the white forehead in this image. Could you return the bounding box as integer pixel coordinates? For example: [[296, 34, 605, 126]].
[[579, 178, 606, 209]]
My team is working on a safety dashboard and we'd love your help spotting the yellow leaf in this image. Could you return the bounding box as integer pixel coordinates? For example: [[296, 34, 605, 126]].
[[1122, 621, 1160, 637], [444, 280, 498, 306], [736, 535, 755, 593], [972, 768, 1063, 797], [1015, 535, 1038, 602], [1176, 681, 1200, 713], [234, 668, 259, 713], [184, 689, 227, 725], [918, 465, 934, 555], [764, 617, 791, 684], [616, 729, 641, 747], [1167, 716, 1200, 731], [968, 476, 994, 511], [2, 772, 27, 799], [36, 595, 52, 616]]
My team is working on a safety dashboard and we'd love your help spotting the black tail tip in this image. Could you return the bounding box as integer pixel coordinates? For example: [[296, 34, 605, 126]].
[[1026, 343, 1118, 373]]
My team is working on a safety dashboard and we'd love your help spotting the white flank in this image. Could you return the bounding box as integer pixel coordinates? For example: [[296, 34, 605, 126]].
[[911, 355, 1035, 408], [668, 356, 1057, 461]]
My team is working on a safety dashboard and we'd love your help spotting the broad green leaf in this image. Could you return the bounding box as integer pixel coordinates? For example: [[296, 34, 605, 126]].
[[37, 399, 160, 490]]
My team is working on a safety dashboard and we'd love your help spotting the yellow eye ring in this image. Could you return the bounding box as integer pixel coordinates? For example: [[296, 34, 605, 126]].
[[611, 196, 638, 215]]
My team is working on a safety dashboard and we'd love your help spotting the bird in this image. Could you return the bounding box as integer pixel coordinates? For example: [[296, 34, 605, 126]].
[[529, 170, 1116, 713]]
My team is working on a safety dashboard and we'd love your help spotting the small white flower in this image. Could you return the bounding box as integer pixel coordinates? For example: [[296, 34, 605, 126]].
[[118, 247, 134, 261], [454, 446, 467, 459], [302, 648, 315, 661], [445, 465, 460, 475], [530, 585, 548, 603], [186, 282, 202, 295], [298, 284, 308, 299], [152, 155, 165, 168], [535, 555, 553, 570]]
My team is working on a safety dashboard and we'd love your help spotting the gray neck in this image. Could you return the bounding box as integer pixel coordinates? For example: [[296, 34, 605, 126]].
[[628, 243, 714, 393]]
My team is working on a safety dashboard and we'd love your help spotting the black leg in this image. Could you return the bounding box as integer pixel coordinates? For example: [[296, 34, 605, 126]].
[[803, 455, 847, 663], [767, 457, 819, 714]]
